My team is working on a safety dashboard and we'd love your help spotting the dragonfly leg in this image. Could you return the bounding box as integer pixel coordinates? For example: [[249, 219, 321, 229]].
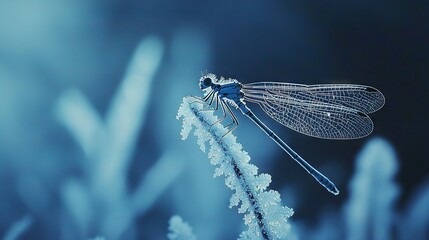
[[220, 100, 239, 139], [188, 95, 206, 105], [208, 96, 227, 131], [203, 90, 215, 102], [190, 89, 214, 103], [188, 93, 217, 112], [198, 93, 220, 112], [208, 92, 216, 105]]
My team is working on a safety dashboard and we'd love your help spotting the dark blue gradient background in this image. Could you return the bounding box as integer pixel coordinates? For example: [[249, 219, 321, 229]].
[[0, 1, 427, 239]]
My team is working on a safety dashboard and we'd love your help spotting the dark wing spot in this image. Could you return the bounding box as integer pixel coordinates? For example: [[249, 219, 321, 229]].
[[357, 111, 368, 117], [365, 87, 378, 92]]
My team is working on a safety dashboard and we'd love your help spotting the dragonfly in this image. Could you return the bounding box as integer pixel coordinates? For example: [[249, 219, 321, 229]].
[[195, 73, 385, 195]]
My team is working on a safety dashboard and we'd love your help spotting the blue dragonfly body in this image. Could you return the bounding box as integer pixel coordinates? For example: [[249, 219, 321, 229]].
[[197, 73, 385, 195]]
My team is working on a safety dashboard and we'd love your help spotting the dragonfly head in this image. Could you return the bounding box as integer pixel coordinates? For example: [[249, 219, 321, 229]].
[[199, 73, 216, 90]]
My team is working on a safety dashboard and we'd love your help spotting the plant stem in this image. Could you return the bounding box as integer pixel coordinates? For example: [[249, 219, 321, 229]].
[[188, 102, 270, 240], [231, 160, 269, 240]]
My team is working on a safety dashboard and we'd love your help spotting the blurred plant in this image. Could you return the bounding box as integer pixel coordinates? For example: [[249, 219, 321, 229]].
[[344, 137, 399, 240], [399, 178, 429, 240], [2, 216, 32, 240], [156, 29, 234, 240], [177, 97, 294, 240], [88, 237, 105, 240], [167, 215, 197, 240], [293, 137, 402, 240], [55, 36, 185, 239]]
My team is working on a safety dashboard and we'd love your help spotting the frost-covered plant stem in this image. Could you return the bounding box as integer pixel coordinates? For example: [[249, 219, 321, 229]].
[[231, 160, 270, 239], [189, 101, 269, 238], [188, 100, 271, 238], [177, 96, 293, 240]]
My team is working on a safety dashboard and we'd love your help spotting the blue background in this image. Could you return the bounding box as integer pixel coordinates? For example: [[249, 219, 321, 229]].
[[0, 0, 428, 239]]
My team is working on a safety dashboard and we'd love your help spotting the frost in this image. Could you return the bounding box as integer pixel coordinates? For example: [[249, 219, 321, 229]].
[[177, 97, 294, 239], [168, 215, 197, 240], [253, 174, 272, 192]]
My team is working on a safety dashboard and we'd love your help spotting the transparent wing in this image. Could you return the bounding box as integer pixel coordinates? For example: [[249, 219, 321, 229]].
[[243, 82, 385, 114], [243, 87, 375, 139]]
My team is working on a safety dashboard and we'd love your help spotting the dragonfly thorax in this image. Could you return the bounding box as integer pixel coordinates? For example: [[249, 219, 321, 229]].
[[200, 74, 244, 102], [217, 82, 243, 102]]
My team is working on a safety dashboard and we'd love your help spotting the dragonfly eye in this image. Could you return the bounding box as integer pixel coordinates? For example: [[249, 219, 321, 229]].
[[203, 77, 212, 86], [200, 77, 212, 89]]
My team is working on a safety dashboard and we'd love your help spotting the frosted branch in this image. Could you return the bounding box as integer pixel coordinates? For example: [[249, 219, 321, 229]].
[[177, 97, 293, 240]]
